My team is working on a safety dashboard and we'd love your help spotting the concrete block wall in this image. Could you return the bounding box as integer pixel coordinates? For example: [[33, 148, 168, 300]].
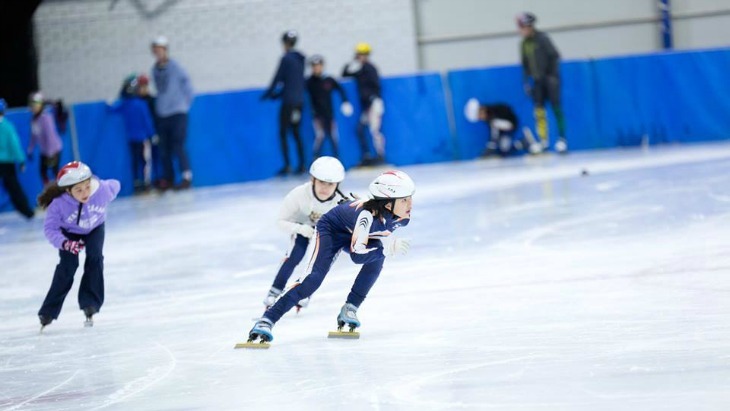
[[34, 0, 418, 103]]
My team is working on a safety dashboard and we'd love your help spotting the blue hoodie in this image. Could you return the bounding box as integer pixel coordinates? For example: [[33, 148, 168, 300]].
[[110, 94, 156, 143], [263, 50, 305, 105]]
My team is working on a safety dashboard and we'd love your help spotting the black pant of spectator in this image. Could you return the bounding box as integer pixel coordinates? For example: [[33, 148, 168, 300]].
[[312, 116, 339, 159], [0, 163, 34, 218], [158, 113, 191, 185], [129, 141, 147, 191], [38, 223, 106, 319], [40, 153, 60, 185], [278, 103, 304, 174]]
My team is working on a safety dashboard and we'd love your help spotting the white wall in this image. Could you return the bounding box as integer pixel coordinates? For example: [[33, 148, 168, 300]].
[[33, 0, 730, 103], [415, 0, 730, 71], [34, 0, 418, 103]]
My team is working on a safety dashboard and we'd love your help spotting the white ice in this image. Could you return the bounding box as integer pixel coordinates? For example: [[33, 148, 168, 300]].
[[1, 143, 730, 411]]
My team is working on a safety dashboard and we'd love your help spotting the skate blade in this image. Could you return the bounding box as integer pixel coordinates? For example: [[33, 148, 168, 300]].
[[234, 341, 271, 349], [328, 331, 360, 339]]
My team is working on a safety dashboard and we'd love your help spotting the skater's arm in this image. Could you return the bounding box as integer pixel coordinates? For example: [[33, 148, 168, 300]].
[[350, 210, 377, 254], [263, 58, 286, 99], [99, 179, 121, 202], [331, 77, 348, 102], [277, 186, 314, 237], [43, 206, 67, 249]]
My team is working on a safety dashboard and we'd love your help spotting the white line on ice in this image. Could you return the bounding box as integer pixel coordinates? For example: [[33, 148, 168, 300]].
[[4, 369, 80, 411], [90, 343, 177, 410]]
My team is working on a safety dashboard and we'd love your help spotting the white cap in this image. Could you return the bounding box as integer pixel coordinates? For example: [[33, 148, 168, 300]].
[[152, 36, 169, 48]]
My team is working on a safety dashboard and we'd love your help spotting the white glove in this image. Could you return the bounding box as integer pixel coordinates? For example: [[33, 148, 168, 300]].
[[340, 101, 354, 117], [297, 225, 315, 238], [345, 60, 362, 74], [385, 237, 410, 257]]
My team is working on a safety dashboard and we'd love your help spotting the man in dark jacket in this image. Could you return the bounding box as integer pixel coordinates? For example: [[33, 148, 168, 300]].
[[518, 12, 567, 153], [342, 42, 385, 166], [262, 30, 306, 175]]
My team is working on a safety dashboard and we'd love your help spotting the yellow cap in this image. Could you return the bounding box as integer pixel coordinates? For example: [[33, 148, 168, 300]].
[[355, 42, 372, 55]]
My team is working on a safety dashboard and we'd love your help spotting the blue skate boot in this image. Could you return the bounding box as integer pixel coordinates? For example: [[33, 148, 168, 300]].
[[248, 318, 274, 343], [336, 303, 360, 332]]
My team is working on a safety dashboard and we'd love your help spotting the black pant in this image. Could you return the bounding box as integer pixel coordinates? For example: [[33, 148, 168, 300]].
[[279, 104, 304, 170], [129, 141, 146, 188], [532, 76, 561, 108], [38, 224, 106, 319], [158, 113, 190, 183], [0, 163, 34, 218], [313, 116, 339, 159], [39, 153, 61, 185]]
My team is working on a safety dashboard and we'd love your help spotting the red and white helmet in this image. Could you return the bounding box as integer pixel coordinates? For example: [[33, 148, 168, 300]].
[[310, 156, 345, 183], [369, 170, 415, 199], [57, 161, 92, 187]]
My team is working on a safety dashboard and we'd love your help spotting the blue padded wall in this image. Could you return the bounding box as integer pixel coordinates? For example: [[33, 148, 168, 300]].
[[447, 48, 730, 159], [3, 48, 730, 214]]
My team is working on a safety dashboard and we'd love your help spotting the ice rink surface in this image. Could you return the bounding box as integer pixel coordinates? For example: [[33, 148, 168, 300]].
[[1, 143, 730, 411]]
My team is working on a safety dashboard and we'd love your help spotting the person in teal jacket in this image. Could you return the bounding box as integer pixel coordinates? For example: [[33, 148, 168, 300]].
[[0, 98, 35, 219]]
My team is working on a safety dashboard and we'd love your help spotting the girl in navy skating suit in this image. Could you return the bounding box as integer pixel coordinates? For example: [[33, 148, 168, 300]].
[[249, 170, 415, 343]]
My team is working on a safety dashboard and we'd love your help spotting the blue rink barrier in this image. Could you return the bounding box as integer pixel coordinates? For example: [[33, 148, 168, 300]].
[[3, 48, 730, 212], [447, 48, 730, 160]]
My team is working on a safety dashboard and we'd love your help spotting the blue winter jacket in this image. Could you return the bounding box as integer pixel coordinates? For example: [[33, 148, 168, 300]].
[[110, 96, 156, 143], [263, 50, 305, 105]]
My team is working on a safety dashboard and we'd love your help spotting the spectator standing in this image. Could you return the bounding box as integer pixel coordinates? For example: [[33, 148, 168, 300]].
[[151, 36, 194, 190], [342, 42, 385, 166], [27, 92, 63, 185], [0, 98, 34, 219], [261, 30, 306, 176], [517, 12, 567, 153]]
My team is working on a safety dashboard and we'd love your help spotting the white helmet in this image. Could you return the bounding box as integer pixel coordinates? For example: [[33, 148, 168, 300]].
[[152, 36, 169, 48], [57, 161, 92, 187], [369, 170, 415, 199], [310, 156, 345, 183]]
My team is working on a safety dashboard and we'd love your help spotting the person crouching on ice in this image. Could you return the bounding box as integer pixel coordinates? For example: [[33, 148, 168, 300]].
[[261, 156, 348, 310], [36, 161, 120, 330], [249, 170, 414, 343]]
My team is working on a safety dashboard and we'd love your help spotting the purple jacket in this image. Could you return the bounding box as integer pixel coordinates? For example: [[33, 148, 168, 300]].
[[44, 178, 121, 249], [29, 110, 63, 157]]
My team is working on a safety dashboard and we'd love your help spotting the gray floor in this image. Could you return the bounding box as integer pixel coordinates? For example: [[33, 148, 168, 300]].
[[1, 143, 729, 410]]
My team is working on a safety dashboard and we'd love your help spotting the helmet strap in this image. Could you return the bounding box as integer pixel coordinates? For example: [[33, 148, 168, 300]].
[[311, 181, 338, 203]]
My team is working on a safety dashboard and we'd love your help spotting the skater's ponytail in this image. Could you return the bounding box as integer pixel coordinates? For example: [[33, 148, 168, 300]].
[[362, 198, 394, 221], [37, 182, 67, 209]]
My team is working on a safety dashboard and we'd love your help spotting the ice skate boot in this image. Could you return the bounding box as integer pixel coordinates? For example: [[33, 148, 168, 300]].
[[337, 303, 360, 331], [295, 297, 310, 313], [250, 318, 274, 342], [83, 307, 98, 327], [329, 303, 361, 339], [235, 318, 274, 349], [263, 287, 282, 308], [555, 138, 568, 154], [39, 315, 53, 332]]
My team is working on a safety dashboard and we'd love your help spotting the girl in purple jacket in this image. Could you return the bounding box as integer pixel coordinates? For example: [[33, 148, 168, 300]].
[[28, 92, 63, 185], [36, 161, 120, 330]]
